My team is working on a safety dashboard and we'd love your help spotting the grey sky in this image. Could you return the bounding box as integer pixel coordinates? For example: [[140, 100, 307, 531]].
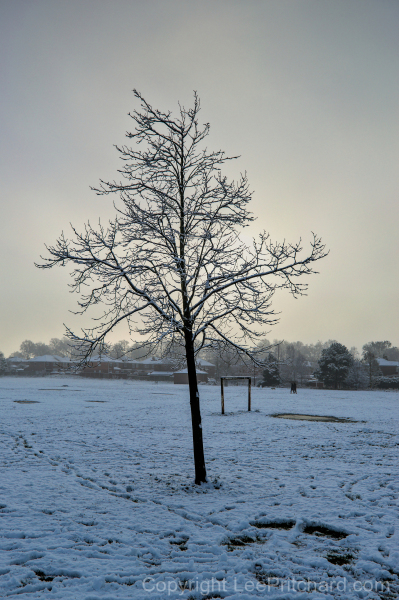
[[1, 0, 398, 356]]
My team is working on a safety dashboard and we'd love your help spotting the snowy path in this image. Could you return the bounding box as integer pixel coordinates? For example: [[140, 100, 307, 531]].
[[0, 377, 398, 599]]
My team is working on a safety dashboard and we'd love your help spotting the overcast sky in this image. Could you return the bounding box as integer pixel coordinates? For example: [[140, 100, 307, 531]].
[[1, 0, 398, 357]]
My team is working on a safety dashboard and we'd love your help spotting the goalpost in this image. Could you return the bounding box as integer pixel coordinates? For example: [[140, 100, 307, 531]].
[[220, 376, 251, 415]]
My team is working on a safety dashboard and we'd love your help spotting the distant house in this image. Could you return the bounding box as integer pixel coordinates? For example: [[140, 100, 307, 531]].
[[7, 356, 30, 374], [2, 355, 74, 376], [147, 371, 174, 382], [21, 355, 57, 375], [24, 355, 76, 375], [6, 353, 215, 382], [137, 357, 178, 374], [376, 358, 399, 377], [174, 369, 208, 384], [79, 355, 179, 379], [79, 355, 117, 378], [132, 356, 179, 380], [195, 359, 216, 378]]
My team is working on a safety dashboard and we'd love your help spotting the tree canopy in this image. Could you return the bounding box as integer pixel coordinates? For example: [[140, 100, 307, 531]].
[[362, 341, 399, 362], [316, 342, 353, 389]]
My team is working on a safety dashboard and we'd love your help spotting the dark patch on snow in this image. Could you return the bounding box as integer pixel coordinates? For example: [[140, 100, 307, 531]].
[[251, 519, 295, 530], [34, 569, 80, 581], [222, 533, 265, 551], [303, 524, 349, 539], [34, 570, 54, 582], [14, 400, 40, 404], [345, 492, 362, 501], [326, 551, 355, 565], [253, 563, 283, 585], [187, 594, 223, 600], [85, 400, 107, 402], [170, 536, 188, 551], [38, 388, 82, 391], [224, 534, 255, 548]]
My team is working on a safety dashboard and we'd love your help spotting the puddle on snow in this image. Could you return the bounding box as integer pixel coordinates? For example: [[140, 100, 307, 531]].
[[271, 413, 358, 423]]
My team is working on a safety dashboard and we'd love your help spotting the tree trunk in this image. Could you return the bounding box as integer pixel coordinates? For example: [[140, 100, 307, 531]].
[[178, 174, 207, 484], [184, 328, 207, 484]]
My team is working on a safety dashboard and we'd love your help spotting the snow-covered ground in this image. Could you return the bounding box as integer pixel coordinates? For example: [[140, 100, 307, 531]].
[[0, 377, 398, 599]]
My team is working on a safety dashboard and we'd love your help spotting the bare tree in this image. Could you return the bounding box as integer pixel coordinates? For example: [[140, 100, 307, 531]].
[[362, 349, 381, 388], [49, 337, 73, 358], [19, 340, 51, 359], [37, 91, 327, 483], [362, 340, 399, 362], [203, 344, 248, 378], [108, 340, 131, 359]]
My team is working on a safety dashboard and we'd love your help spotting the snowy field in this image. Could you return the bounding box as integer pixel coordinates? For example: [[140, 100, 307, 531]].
[[0, 377, 398, 600]]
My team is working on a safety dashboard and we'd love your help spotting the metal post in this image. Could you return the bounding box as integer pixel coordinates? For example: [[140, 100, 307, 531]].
[[221, 378, 225, 415], [248, 377, 251, 411]]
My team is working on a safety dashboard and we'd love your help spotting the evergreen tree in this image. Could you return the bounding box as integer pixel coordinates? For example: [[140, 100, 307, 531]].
[[316, 342, 353, 389], [262, 353, 281, 386], [0, 352, 7, 375]]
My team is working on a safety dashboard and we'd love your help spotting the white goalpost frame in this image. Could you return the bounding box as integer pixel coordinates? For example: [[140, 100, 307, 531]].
[[220, 376, 251, 415]]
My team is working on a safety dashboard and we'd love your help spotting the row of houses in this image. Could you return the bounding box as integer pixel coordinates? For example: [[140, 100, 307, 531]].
[[5, 355, 399, 386], [6, 355, 216, 384]]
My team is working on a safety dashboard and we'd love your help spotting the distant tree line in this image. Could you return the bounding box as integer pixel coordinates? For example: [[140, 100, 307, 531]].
[[4, 338, 148, 361], [228, 339, 399, 390], [9, 338, 73, 359], [1, 338, 398, 389]]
